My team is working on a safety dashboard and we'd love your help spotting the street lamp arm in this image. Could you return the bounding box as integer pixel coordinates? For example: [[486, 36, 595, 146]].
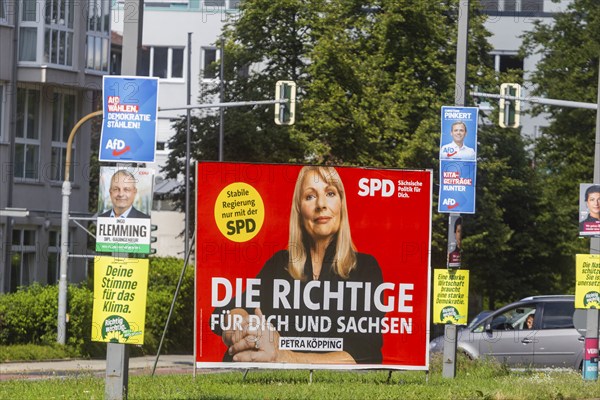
[[58, 109, 102, 345], [157, 99, 286, 112], [470, 91, 597, 110], [65, 110, 103, 182]]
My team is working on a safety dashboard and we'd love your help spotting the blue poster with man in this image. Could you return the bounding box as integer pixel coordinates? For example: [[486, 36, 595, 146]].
[[99, 76, 159, 163], [439, 106, 478, 161]]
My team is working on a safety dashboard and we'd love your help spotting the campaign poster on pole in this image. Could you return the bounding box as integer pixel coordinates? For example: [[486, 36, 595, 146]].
[[96, 166, 154, 254], [195, 162, 432, 370], [91, 256, 149, 344], [447, 215, 463, 268], [99, 76, 159, 163], [432, 269, 469, 325], [438, 106, 478, 214], [439, 106, 478, 161], [575, 254, 600, 309], [438, 160, 476, 213], [579, 183, 600, 237]]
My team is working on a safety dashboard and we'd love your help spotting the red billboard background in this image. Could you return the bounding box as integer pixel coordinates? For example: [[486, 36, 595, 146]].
[[195, 162, 432, 370]]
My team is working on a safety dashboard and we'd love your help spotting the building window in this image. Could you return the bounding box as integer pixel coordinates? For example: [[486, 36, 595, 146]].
[[47, 230, 61, 285], [22, 0, 37, 21], [15, 88, 40, 179], [51, 92, 76, 181], [491, 53, 524, 74], [44, 0, 75, 66], [0, 0, 7, 22], [201, 0, 240, 9], [480, 0, 543, 14], [19, 27, 38, 62], [11, 228, 37, 292], [201, 47, 217, 79], [0, 84, 4, 141], [86, 0, 111, 72], [139, 46, 184, 79]]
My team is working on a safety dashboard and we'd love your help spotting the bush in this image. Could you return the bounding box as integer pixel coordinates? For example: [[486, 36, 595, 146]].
[[0, 343, 80, 362], [0, 256, 194, 360], [0, 283, 60, 345], [143, 257, 194, 355]]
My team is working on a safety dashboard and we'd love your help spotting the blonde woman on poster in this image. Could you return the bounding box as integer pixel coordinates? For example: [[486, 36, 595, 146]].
[[212, 166, 385, 365]]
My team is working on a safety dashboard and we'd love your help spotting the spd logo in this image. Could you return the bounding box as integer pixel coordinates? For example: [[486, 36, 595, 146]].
[[105, 139, 131, 156], [357, 178, 394, 197], [442, 198, 459, 209]]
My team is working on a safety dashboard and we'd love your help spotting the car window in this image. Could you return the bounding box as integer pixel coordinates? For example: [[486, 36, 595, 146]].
[[489, 306, 536, 330], [541, 301, 575, 329], [468, 311, 491, 329]]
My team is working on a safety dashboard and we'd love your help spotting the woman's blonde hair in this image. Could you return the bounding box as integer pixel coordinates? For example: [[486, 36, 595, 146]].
[[287, 166, 356, 280]]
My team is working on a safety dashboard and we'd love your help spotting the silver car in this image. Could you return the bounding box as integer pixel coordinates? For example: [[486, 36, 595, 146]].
[[429, 295, 584, 369]]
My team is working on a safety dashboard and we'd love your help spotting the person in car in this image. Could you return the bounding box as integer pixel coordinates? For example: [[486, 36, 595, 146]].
[[525, 314, 534, 330]]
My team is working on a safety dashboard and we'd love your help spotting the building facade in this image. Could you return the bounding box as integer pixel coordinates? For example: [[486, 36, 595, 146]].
[[481, 0, 570, 139], [0, 0, 111, 293], [0, 1, 577, 290]]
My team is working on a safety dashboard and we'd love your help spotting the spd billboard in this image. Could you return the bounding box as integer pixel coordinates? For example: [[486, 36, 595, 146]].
[[195, 162, 432, 370]]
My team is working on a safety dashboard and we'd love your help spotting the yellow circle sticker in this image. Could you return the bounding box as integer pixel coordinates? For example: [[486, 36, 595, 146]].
[[214, 182, 265, 242]]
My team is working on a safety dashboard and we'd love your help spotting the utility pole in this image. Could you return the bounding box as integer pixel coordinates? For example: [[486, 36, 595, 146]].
[[583, 56, 600, 382], [104, 2, 145, 399], [443, 0, 469, 380]]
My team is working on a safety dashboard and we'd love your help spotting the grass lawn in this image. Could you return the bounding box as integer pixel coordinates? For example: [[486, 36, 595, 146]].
[[2, 355, 599, 400]]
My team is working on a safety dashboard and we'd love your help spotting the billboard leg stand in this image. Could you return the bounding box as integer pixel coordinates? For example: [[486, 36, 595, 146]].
[[309, 369, 313, 384], [242, 369, 249, 381], [386, 370, 392, 384], [152, 232, 196, 377]]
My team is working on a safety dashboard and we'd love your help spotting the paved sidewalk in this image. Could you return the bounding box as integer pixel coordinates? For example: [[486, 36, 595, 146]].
[[0, 354, 194, 380]]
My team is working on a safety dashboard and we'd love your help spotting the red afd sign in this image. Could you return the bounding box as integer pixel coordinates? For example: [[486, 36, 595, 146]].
[[195, 162, 432, 370]]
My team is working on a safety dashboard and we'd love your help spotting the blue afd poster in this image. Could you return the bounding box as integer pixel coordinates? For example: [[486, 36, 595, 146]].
[[438, 160, 476, 214], [99, 76, 159, 163], [439, 106, 478, 161]]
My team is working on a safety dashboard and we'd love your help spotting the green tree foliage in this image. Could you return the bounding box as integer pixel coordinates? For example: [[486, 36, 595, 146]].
[[164, 1, 546, 307], [521, 0, 599, 289]]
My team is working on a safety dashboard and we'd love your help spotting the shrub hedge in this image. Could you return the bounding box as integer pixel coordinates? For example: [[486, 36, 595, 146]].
[[0, 257, 194, 358]]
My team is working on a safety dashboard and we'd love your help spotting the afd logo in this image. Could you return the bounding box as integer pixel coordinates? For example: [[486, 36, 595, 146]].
[[357, 178, 394, 197], [442, 198, 460, 209], [441, 146, 457, 157], [105, 138, 131, 157]]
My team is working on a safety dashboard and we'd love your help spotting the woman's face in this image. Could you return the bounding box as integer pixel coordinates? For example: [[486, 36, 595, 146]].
[[526, 315, 534, 329], [300, 170, 342, 244], [587, 191, 600, 218], [455, 224, 462, 247]]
